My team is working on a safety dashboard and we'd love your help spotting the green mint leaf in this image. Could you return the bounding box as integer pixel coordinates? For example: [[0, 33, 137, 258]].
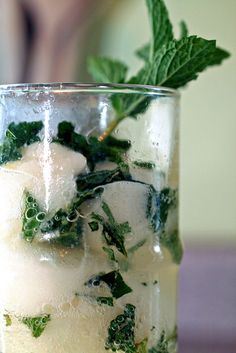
[[128, 239, 146, 255], [21, 314, 51, 338], [92, 201, 131, 256], [55, 121, 131, 170], [146, 187, 183, 263], [100, 271, 132, 299], [41, 188, 103, 248], [96, 296, 114, 306], [22, 191, 45, 242], [88, 221, 99, 232], [160, 230, 183, 264], [207, 47, 231, 67], [149, 36, 229, 88], [135, 43, 150, 62], [146, 0, 174, 59], [0, 121, 43, 165], [4, 314, 12, 327], [103, 247, 118, 264], [86, 270, 132, 299], [133, 160, 155, 169], [41, 207, 83, 248], [88, 56, 128, 83], [136, 338, 148, 353], [76, 167, 132, 192], [179, 20, 189, 38], [147, 187, 177, 232], [148, 327, 178, 353], [105, 304, 136, 353]]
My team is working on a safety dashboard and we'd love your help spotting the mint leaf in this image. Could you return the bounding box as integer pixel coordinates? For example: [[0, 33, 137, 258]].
[[179, 20, 189, 38], [21, 314, 51, 338], [136, 338, 148, 353], [88, 56, 128, 83], [147, 187, 177, 232], [133, 160, 155, 169], [148, 328, 178, 353], [103, 246, 118, 264], [146, 187, 183, 264], [55, 121, 131, 170], [4, 314, 12, 327], [207, 47, 231, 67], [135, 43, 150, 62], [160, 230, 183, 264], [22, 191, 45, 242], [91, 201, 131, 256], [41, 188, 103, 247], [128, 239, 146, 255], [76, 167, 131, 192], [96, 296, 114, 306], [86, 270, 132, 299], [146, 0, 173, 59], [88, 221, 99, 232], [0, 121, 43, 165], [148, 36, 229, 88], [105, 304, 136, 353]]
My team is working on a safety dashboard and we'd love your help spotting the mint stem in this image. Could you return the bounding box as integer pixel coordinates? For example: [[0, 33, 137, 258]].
[[99, 95, 147, 141]]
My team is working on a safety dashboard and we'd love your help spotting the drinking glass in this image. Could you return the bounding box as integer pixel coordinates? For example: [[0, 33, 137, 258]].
[[0, 83, 181, 353]]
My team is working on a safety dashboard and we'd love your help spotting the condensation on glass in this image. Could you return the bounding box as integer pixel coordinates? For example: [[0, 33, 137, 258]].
[[0, 83, 181, 353]]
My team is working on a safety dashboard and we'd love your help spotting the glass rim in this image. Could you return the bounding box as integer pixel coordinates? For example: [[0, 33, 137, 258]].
[[0, 82, 180, 98]]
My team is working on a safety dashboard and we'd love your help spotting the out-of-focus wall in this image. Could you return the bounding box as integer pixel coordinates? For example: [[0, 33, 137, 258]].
[[99, 0, 236, 245]]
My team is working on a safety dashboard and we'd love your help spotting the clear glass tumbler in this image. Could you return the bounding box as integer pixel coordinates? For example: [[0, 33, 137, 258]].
[[0, 83, 182, 353]]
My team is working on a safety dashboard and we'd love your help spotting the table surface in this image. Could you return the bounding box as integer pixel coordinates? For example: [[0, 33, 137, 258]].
[[178, 246, 236, 353]]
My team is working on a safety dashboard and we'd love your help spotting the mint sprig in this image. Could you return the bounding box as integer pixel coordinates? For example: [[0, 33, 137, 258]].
[[87, 0, 230, 138]]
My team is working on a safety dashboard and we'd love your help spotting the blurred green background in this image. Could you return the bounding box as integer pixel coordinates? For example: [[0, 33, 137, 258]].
[[0, 0, 235, 246]]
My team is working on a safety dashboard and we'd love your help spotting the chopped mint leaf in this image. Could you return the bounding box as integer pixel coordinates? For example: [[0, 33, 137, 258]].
[[40, 207, 83, 248], [88, 221, 99, 232], [0, 121, 43, 165], [21, 314, 51, 338], [86, 270, 132, 299], [41, 188, 103, 248], [141, 282, 148, 287], [96, 296, 114, 307], [133, 160, 155, 169], [22, 191, 45, 242], [91, 201, 131, 256], [146, 0, 174, 59], [148, 328, 177, 353], [4, 314, 12, 327], [87, 56, 128, 83], [147, 187, 177, 232], [103, 247, 118, 264], [105, 304, 136, 353], [146, 187, 183, 263], [153, 280, 158, 285], [76, 167, 132, 192], [136, 338, 148, 353], [55, 121, 131, 170], [159, 230, 183, 264], [179, 20, 189, 38], [127, 239, 146, 255]]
